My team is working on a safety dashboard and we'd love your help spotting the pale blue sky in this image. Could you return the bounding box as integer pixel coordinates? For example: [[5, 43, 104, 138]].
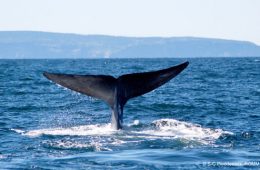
[[0, 0, 260, 44]]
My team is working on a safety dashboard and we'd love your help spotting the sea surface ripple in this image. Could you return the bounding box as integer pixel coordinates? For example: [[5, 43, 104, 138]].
[[0, 58, 260, 169]]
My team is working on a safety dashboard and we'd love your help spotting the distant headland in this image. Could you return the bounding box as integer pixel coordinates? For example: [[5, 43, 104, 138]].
[[0, 31, 260, 59]]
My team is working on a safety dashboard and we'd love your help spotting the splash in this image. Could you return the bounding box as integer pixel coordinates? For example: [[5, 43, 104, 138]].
[[133, 119, 233, 144], [12, 124, 116, 137], [12, 119, 233, 147]]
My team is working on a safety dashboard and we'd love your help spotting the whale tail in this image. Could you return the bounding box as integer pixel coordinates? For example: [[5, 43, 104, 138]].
[[43, 72, 117, 107], [43, 61, 189, 129]]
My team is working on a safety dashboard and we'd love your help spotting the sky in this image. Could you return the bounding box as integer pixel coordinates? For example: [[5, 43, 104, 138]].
[[0, 0, 260, 45]]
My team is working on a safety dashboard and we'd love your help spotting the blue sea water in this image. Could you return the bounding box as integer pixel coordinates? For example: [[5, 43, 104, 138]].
[[0, 58, 259, 169]]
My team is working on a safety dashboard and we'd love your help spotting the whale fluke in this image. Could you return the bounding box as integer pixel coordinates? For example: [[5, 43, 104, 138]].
[[43, 73, 117, 107], [118, 61, 189, 101], [43, 61, 189, 130]]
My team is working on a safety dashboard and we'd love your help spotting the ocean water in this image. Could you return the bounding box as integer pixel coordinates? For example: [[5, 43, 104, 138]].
[[0, 58, 259, 169]]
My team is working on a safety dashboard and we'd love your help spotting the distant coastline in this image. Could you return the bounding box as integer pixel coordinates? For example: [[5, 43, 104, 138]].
[[1, 31, 260, 59]]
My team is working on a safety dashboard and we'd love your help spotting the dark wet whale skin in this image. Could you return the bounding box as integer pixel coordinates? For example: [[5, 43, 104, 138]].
[[43, 61, 189, 130]]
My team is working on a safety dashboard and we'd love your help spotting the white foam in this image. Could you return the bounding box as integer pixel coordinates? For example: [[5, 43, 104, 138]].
[[12, 119, 233, 146], [0, 154, 6, 159], [11, 128, 25, 134], [131, 119, 232, 144], [127, 119, 141, 127], [46, 140, 90, 149], [18, 124, 116, 137], [42, 139, 113, 151]]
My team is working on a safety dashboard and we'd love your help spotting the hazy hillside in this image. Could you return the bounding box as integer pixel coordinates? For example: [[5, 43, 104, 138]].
[[0, 31, 260, 59]]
